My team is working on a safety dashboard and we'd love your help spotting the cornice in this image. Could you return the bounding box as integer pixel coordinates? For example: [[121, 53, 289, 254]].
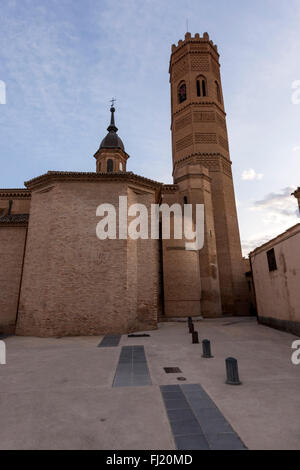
[[172, 101, 226, 120], [25, 171, 163, 191], [94, 147, 130, 161], [170, 48, 220, 71], [0, 188, 31, 199], [173, 152, 232, 168], [169, 36, 219, 67]]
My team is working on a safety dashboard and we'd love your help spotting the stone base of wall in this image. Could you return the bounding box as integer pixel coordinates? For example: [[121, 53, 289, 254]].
[[159, 316, 203, 323], [16, 318, 158, 338], [0, 322, 16, 336], [258, 316, 300, 337]]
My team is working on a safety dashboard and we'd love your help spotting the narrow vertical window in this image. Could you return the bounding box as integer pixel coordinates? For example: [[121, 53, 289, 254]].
[[196, 76, 207, 97], [107, 159, 114, 172], [267, 248, 277, 272], [178, 82, 187, 103], [215, 81, 221, 103]]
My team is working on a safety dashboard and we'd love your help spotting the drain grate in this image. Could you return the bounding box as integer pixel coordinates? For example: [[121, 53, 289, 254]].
[[164, 367, 182, 374]]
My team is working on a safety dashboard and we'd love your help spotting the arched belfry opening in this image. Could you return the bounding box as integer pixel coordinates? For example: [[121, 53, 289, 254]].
[[107, 159, 114, 172], [178, 82, 187, 103], [196, 75, 207, 97]]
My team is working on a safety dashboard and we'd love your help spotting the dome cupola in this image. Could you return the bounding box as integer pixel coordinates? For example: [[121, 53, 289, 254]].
[[94, 103, 129, 174]]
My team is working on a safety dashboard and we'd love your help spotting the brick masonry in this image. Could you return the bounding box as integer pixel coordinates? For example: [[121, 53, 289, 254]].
[[0, 225, 27, 334], [15, 176, 159, 336]]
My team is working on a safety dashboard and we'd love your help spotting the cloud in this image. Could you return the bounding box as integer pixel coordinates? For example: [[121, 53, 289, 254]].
[[241, 234, 275, 256], [252, 186, 298, 217], [292, 146, 300, 152], [241, 169, 264, 181], [241, 186, 299, 256]]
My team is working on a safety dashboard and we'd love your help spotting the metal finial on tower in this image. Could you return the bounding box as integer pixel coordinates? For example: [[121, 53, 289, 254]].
[[110, 97, 116, 108], [98, 99, 124, 151], [107, 100, 118, 133]]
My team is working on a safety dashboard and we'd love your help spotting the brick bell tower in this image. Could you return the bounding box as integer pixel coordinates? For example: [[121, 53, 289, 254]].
[[169, 32, 249, 315]]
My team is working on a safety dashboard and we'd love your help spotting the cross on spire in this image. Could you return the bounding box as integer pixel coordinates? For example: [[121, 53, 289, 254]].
[[110, 97, 116, 108]]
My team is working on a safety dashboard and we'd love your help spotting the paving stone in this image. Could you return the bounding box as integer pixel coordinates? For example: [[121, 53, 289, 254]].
[[133, 362, 148, 369], [171, 418, 203, 436], [192, 407, 224, 423], [200, 417, 233, 434], [132, 378, 152, 387], [160, 385, 180, 392], [175, 434, 210, 450], [186, 397, 218, 410], [206, 432, 246, 450], [98, 335, 121, 347], [163, 384, 246, 450], [164, 398, 190, 410], [167, 408, 196, 422], [113, 346, 151, 387], [181, 389, 210, 400], [113, 378, 132, 387], [162, 391, 185, 400], [180, 384, 203, 392]]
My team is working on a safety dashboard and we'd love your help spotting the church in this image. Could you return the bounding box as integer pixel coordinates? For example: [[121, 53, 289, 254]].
[[0, 33, 250, 337]]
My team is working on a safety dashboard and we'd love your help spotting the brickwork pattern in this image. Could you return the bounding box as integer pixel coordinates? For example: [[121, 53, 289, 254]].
[[16, 179, 159, 336], [0, 226, 27, 334]]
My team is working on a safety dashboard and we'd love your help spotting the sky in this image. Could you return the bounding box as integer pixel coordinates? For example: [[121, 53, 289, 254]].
[[0, 0, 299, 255]]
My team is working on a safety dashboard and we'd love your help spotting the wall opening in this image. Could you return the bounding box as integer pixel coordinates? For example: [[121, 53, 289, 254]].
[[107, 159, 114, 172], [267, 248, 277, 272]]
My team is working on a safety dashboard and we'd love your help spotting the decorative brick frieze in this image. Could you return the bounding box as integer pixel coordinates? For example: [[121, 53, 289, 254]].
[[175, 113, 192, 131], [195, 133, 217, 144], [193, 111, 215, 122], [176, 134, 193, 151], [218, 135, 229, 151], [190, 55, 210, 72]]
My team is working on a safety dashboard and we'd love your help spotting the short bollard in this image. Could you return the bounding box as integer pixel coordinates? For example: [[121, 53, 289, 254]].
[[192, 331, 199, 344], [202, 339, 213, 358], [189, 322, 194, 334], [225, 357, 242, 385]]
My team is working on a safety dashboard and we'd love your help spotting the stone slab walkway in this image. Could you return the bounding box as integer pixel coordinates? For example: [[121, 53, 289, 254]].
[[0, 317, 299, 449]]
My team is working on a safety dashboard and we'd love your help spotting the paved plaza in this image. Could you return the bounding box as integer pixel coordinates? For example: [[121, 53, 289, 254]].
[[0, 317, 299, 450]]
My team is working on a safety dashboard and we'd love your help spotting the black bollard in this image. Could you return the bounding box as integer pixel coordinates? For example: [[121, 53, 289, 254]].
[[202, 339, 213, 358], [192, 331, 199, 344], [188, 317, 192, 324], [225, 357, 242, 385], [189, 322, 194, 334]]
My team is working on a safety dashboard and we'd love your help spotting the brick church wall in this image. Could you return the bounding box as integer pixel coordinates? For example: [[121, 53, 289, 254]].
[[16, 177, 159, 337], [0, 225, 27, 334]]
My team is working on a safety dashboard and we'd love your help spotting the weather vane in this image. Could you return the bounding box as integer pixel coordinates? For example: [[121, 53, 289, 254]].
[[110, 97, 116, 108]]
